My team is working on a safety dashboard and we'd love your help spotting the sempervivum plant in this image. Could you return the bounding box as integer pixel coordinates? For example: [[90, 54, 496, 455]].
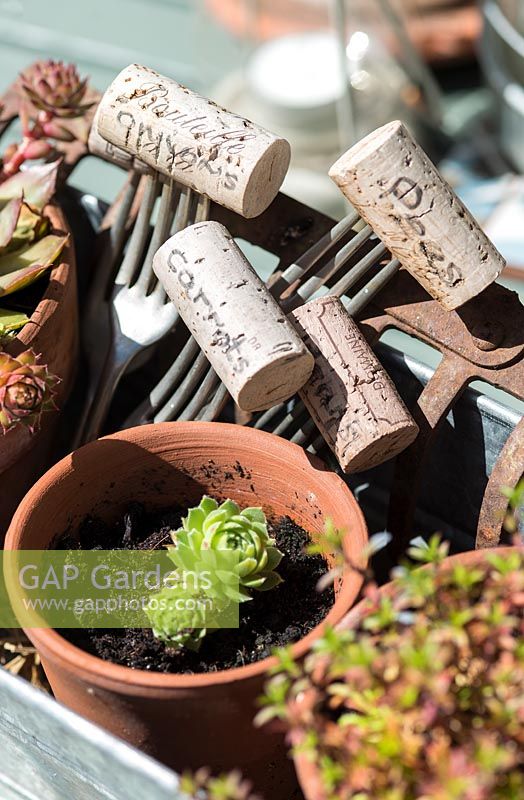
[[0, 161, 68, 301], [146, 496, 284, 649], [0, 349, 58, 432], [20, 60, 93, 120], [178, 496, 284, 597], [1, 59, 94, 179], [259, 537, 524, 800]]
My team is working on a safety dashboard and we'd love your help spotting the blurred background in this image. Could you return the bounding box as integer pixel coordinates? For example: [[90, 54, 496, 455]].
[[0, 0, 522, 402]]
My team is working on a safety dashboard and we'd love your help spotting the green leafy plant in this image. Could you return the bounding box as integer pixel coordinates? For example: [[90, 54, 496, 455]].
[[503, 479, 524, 535], [258, 535, 524, 800], [146, 497, 284, 650], [0, 348, 58, 432], [179, 768, 260, 799]]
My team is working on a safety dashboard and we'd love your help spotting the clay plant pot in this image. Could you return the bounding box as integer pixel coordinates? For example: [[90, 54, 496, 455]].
[[0, 203, 78, 538], [292, 546, 518, 800], [5, 421, 367, 800]]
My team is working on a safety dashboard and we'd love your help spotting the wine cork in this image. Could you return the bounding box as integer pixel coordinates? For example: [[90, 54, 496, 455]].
[[329, 120, 505, 311], [97, 64, 291, 218], [153, 221, 314, 412], [88, 103, 151, 173], [290, 296, 419, 473]]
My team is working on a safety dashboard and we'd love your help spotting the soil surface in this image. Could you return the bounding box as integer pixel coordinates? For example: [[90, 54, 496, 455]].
[[56, 502, 334, 673]]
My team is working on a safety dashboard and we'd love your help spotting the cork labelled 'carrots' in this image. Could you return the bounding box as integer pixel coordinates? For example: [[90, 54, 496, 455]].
[[153, 221, 314, 413]]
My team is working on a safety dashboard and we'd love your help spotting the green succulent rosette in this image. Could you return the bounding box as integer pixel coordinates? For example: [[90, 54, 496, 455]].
[[146, 497, 284, 649], [176, 496, 283, 601]]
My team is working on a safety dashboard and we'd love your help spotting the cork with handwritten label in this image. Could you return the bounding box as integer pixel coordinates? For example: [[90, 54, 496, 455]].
[[153, 221, 314, 412], [96, 64, 291, 218], [329, 120, 505, 311]]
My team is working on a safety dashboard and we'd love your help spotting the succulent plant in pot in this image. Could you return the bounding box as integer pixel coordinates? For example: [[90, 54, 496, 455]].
[[146, 496, 284, 650], [0, 58, 95, 534], [259, 536, 524, 800], [1, 59, 94, 180], [5, 422, 368, 799]]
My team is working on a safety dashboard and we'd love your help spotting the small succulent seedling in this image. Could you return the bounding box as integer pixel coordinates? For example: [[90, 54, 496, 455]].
[[258, 533, 524, 800], [503, 479, 524, 535], [0, 348, 58, 433], [180, 767, 260, 800], [146, 497, 284, 649]]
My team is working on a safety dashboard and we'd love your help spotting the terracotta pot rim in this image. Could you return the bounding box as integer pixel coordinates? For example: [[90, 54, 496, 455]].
[[1, 202, 75, 473], [338, 545, 520, 631], [7, 421, 368, 690]]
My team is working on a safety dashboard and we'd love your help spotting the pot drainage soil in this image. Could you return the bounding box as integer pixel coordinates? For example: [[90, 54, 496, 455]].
[[55, 502, 334, 674]]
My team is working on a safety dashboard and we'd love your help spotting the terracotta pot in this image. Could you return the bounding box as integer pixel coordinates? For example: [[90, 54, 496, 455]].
[[5, 421, 368, 799], [0, 203, 78, 538], [292, 547, 518, 800]]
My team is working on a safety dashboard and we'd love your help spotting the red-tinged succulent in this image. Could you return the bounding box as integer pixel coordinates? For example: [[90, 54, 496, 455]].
[[0, 349, 58, 433], [1, 59, 94, 179], [259, 534, 524, 800], [20, 60, 94, 119]]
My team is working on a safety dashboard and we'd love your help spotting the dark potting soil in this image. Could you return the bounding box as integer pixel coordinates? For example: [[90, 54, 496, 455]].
[[55, 503, 334, 674]]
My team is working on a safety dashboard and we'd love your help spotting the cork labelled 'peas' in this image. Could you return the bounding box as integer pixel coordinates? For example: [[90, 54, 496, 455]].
[[96, 64, 291, 218], [290, 297, 419, 473], [329, 120, 505, 311], [153, 221, 314, 413]]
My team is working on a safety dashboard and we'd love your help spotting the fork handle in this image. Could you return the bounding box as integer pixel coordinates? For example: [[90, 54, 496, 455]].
[[80, 342, 136, 445]]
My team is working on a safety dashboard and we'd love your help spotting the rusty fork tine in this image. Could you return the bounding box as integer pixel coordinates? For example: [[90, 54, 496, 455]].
[[154, 349, 210, 423], [122, 337, 200, 428], [135, 180, 179, 293], [293, 224, 374, 302], [87, 170, 142, 311], [115, 173, 160, 286], [328, 241, 388, 300], [270, 208, 360, 297], [290, 418, 318, 446], [179, 367, 223, 421], [122, 194, 214, 427], [271, 402, 311, 438], [344, 257, 401, 316], [197, 382, 230, 421]]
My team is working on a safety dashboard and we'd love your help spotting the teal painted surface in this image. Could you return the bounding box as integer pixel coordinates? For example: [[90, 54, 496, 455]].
[[0, 0, 202, 199]]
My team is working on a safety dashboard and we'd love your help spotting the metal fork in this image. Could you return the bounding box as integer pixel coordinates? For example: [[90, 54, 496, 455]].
[[81, 175, 206, 443], [123, 208, 394, 427], [73, 168, 143, 448]]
